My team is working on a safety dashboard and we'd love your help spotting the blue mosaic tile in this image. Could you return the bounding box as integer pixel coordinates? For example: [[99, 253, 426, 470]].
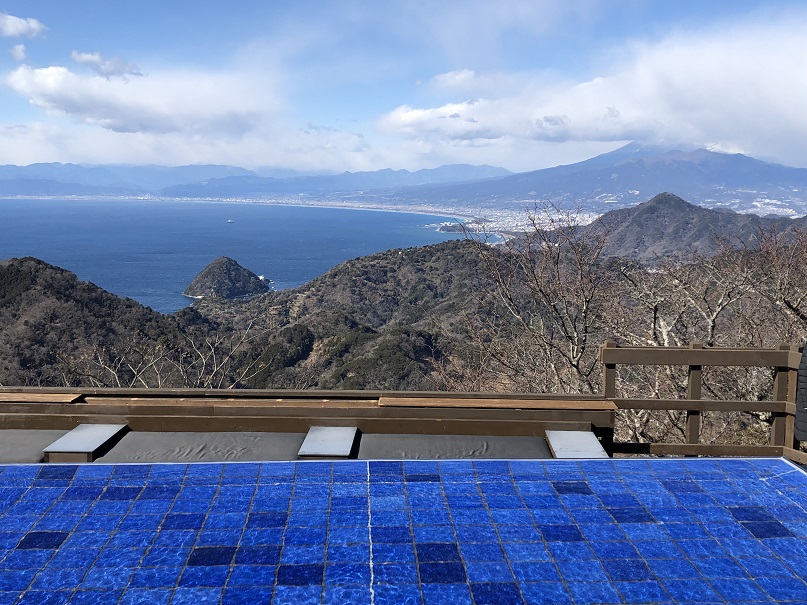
[[756, 576, 807, 601], [421, 582, 473, 605], [16, 530, 68, 549], [119, 588, 172, 605], [470, 581, 522, 604], [613, 579, 670, 604], [128, 566, 182, 588], [0, 457, 806, 603], [537, 524, 584, 541], [511, 560, 559, 583], [373, 562, 419, 584], [179, 566, 229, 587], [417, 542, 461, 562], [418, 561, 467, 583], [566, 580, 622, 605], [373, 583, 421, 605], [601, 558, 654, 581], [170, 587, 223, 605], [545, 540, 597, 560], [464, 561, 514, 582], [556, 559, 609, 582], [276, 563, 324, 585], [519, 581, 573, 604]]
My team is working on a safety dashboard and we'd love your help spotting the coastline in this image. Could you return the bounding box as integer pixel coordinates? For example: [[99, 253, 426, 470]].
[[0, 194, 532, 233], [0, 198, 482, 314]]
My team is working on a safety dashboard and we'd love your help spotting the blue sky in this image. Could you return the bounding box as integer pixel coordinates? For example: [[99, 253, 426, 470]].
[[0, 1, 805, 171]]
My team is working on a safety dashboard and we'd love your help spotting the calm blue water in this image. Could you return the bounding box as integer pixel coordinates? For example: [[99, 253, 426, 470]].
[[0, 199, 463, 313]]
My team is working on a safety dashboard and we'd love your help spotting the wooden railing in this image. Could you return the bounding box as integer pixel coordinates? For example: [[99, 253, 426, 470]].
[[2, 343, 806, 463], [599, 340, 805, 463]]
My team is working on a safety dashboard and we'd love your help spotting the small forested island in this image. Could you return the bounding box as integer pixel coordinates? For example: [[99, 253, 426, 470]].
[[183, 256, 269, 300]]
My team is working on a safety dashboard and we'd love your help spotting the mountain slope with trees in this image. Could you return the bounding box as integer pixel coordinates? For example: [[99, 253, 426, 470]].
[[2, 193, 807, 414], [582, 192, 807, 261]]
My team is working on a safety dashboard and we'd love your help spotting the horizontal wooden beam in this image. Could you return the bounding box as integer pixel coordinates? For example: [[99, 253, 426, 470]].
[[612, 442, 783, 457], [784, 447, 807, 466], [600, 347, 793, 368], [81, 397, 380, 409], [0, 393, 82, 403], [0, 386, 606, 401], [379, 396, 616, 410], [0, 412, 594, 436], [381, 391, 605, 401], [0, 405, 614, 425], [612, 399, 794, 414]]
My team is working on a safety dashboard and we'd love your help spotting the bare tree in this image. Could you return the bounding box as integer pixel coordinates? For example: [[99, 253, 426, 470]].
[[752, 226, 807, 331], [459, 204, 614, 393], [56, 334, 173, 388], [169, 314, 278, 389]]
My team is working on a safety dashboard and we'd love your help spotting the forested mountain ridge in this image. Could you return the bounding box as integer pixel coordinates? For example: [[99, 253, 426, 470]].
[[192, 240, 490, 389], [583, 192, 807, 261], [0, 241, 490, 390], [0, 257, 188, 386]]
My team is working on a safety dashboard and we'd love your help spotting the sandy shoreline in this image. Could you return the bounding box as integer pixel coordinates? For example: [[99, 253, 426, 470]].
[[164, 197, 533, 233]]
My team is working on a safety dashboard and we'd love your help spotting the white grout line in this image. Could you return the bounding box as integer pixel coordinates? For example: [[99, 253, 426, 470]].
[[366, 461, 375, 605]]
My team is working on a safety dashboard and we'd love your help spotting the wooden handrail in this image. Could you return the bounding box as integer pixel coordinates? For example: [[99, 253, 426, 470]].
[[599, 345, 798, 368], [612, 399, 794, 414], [600, 341, 803, 452]]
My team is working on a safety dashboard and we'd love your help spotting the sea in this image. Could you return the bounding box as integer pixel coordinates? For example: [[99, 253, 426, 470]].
[[0, 199, 465, 314]]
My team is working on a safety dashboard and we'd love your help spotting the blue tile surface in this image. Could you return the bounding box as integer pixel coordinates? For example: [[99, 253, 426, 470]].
[[0, 458, 806, 603]]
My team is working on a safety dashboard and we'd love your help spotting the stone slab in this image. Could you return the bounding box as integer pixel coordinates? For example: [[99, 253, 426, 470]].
[[545, 430, 609, 459], [43, 424, 129, 462], [298, 426, 359, 458]]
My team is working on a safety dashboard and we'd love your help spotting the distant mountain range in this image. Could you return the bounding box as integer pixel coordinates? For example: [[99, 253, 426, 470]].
[[1, 144, 806, 217], [0, 163, 254, 191], [382, 144, 807, 216], [0, 162, 511, 197]]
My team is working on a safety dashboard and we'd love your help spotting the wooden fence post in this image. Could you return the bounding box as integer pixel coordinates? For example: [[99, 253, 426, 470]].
[[599, 340, 618, 458], [789, 344, 801, 449], [601, 340, 617, 399], [686, 342, 702, 445], [771, 344, 797, 447]]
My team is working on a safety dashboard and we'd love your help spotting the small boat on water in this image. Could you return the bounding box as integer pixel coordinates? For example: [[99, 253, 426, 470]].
[[226, 219, 234, 223]]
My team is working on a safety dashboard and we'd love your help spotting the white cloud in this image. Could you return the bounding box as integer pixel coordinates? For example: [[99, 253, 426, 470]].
[[10, 43, 25, 61], [430, 69, 477, 89], [71, 51, 141, 78], [381, 14, 807, 166], [6, 64, 280, 136], [0, 118, 380, 172], [0, 13, 45, 37]]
